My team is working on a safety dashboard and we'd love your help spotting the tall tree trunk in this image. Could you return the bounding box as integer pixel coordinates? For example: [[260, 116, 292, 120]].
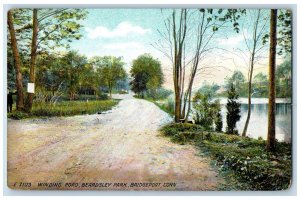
[[267, 9, 277, 151], [7, 10, 24, 111], [25, 9, 38, 112]]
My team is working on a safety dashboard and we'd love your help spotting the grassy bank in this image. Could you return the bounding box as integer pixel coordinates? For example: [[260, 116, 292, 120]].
[[134, 95, 174, 116], [160, 123, 292, 190], [8, 100, 120, 119]]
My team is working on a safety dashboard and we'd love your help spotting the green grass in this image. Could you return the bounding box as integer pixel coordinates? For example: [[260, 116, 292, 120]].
[[8, 99, 119, 119], [134, 95, 174, 116], [160, 123, 292, 191]]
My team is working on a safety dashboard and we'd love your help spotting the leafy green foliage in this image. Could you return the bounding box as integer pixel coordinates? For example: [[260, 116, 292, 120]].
[[198, 81, 220, 97], [10, 8, 88, 55], [198, 9, 246, 33], [192, 92, 221, 131], [145, 88, 172, 100], [130, 54, 164, 97], [225, 70, 246, 96], [226, 84, 241, 134], [91, 56, 127, 97], [277, 9, 292, 55], [276, 57, 292, 98], [253, 72, 269, 97]]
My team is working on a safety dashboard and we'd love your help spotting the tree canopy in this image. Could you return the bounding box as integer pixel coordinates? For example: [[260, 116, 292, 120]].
[[130, 54, 164, 97]]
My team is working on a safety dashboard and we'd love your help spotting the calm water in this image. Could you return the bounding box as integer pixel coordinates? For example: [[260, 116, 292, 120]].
[[218, 98, 292, 142], [188, 98, 292, 142]]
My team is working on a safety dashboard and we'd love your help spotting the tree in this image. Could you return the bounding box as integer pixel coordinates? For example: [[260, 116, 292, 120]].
[[277, 10, 292, 55], [59, 51, 88, 100], [225, 70, 246, 95], [198, 81, 220, 97], [242, 9, 269, 137], [130, 54, 164, 98], [7, 10, 25, 111], [276, 58, 291, 97], [156, 9, 245, 123], [25, 9, 38, 112], [226, 84, 241, 134], [267, 9, 277, 151], [8, 8, 88, 111], [253, 72, 268, 97], [91, 56, 127, 98]]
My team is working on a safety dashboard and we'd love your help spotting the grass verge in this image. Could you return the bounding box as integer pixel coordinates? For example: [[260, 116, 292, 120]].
[[160, 123, 292, 191], [133, 95, 174, 116], [8, 100, 120, 119]]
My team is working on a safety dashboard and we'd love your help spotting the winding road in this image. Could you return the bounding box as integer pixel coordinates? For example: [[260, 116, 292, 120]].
[[7, 94, 223, 190]]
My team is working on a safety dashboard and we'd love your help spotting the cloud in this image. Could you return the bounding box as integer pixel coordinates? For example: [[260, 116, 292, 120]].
[[85, 21, 151, 39], [217, 29, 251, 47], [216, 35, 244, 46], [103, 42, 145, 50]]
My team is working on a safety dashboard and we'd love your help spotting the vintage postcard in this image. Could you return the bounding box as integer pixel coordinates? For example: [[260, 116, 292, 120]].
[[6, 8, 292, 191]]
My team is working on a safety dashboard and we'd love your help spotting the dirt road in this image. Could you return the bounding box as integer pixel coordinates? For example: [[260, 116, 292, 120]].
[[7, 94, 223, 190]]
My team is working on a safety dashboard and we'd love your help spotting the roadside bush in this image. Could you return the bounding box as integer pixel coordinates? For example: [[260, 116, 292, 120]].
[[160, 123, 202, 143]]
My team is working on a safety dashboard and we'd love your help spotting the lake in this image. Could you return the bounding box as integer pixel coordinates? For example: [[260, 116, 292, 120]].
[[217, 98, 292, 142]]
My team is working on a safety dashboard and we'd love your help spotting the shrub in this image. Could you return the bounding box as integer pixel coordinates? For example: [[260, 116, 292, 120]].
[[160, 123, 202, 143], [226, 84, 241, 134], [192, 92, 221, 131]]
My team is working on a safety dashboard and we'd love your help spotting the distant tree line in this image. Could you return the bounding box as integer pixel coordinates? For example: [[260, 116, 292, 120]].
[[7, 50, 128, 102], [197, 58, 292, 99]]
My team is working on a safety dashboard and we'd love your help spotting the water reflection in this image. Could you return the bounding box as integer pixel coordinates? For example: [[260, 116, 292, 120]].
[[220, 102, 292, 142]]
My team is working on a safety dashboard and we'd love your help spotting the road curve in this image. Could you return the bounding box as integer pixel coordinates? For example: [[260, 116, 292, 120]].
[[7, 94, 223, 190]]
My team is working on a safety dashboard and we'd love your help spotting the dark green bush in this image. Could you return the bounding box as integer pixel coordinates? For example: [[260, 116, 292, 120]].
[[160, 123, 202, 143]]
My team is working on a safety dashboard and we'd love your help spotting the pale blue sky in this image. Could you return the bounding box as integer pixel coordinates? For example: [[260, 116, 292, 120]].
[[69, 9, 276, 89]]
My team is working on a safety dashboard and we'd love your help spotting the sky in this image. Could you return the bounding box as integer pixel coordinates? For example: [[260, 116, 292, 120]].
[[69, 9, 284, 90]]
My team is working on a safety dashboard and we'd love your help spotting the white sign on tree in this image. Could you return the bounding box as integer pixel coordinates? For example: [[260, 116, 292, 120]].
[[27, 83, 35, 93]]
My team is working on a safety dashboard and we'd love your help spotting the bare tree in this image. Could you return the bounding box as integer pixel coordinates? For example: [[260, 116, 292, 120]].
[[241, 10, 269, 137], [154, 9, 243, 122]]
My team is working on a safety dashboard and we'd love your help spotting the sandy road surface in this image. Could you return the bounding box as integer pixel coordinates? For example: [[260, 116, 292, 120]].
[[7, 94, 223, 190]]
